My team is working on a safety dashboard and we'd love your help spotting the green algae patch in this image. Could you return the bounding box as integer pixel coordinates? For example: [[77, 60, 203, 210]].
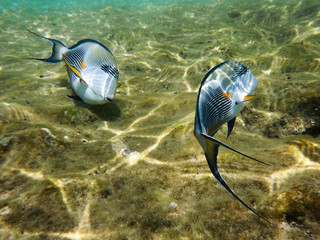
[[2, 175, 76, 233]]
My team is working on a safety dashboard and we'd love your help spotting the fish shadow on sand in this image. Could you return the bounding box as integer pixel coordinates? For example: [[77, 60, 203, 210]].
[[72, 97, 122, 122]]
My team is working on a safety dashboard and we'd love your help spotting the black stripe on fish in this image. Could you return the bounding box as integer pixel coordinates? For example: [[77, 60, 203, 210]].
[[201, 87, 232, 135], [229, 63, 248, 83], [64, 48, 85, 71], [234, 63, 248, 76], [101, 65, 119, 78]]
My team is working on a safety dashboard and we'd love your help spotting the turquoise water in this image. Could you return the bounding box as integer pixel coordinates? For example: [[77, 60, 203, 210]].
[[0, 0, 320, 239], [1, 0, 214, 10]]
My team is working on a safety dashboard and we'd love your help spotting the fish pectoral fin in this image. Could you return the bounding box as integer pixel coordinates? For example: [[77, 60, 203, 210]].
[[227, 117, 236, 139], [200, 133, 270, 166], [67, 95, 83, 102], [243, 95, 255, 101]]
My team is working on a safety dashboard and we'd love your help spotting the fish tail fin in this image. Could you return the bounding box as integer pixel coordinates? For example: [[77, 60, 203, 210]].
[[200, 133, 270, 166], [27, 29, 67, 63], [204, 142, 272, 224], [206, 153, 272, 224]]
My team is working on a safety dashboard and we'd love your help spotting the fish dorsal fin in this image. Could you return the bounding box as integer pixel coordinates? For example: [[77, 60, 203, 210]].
[[227, 117, 236, 139]]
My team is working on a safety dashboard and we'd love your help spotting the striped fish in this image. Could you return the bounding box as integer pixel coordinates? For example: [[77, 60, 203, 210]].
[[194, 60, 271, 223], [28, 30, 119, 105]]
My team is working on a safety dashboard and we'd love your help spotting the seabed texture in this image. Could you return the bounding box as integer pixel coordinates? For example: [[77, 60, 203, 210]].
[[0, 0, 320, 239]]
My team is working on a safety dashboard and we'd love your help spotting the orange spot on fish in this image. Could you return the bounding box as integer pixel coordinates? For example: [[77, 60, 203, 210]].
[[81, 61, 87, 70], [206, 128, 209, 135], [223, 91, 231, 99], [62, 52, 67, 57]]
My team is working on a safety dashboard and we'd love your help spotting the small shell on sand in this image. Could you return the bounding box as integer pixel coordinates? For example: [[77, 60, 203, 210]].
[[169, 202, 178, 210]]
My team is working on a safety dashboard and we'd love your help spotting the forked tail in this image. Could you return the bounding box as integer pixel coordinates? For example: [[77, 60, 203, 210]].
[[203, 133, 273, 224], [27, 30, 67, 63]]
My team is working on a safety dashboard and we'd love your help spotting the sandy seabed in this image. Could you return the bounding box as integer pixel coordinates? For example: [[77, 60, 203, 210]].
[[0, 0, 320, 239]]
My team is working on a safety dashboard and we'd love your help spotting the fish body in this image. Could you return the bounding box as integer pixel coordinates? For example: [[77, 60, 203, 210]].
[[28, 30, 119, 105], [194, 60, 271, 223]]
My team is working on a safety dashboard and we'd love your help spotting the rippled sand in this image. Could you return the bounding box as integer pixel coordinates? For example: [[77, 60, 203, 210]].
[[0, 0, 320, 239]]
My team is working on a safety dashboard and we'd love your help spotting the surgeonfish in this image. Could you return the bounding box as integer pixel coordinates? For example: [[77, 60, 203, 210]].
[[194, 60, 271, 223], [28, 30, 119, 105]]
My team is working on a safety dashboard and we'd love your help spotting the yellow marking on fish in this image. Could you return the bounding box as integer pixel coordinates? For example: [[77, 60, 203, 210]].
[[81, 61, 87, 70], [117, 83, 121, 88], [64, 59, 83, 80], [223, 91, 231, 99], [243, 95, 255, 101]]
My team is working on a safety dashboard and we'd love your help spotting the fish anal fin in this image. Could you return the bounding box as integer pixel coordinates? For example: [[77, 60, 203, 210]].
[[227, 117, 236, 139]]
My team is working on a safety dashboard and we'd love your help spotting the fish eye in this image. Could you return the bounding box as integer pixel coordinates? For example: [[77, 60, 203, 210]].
[[235, 102, 238, 105]]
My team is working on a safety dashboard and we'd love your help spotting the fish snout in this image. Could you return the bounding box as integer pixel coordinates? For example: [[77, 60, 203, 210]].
[[104, 77, 118, 102]]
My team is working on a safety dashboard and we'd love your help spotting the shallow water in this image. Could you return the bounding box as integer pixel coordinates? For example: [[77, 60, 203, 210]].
[[0, 0, 320, 239]]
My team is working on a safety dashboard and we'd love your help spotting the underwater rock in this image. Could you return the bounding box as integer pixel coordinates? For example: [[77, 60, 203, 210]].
[[265, 184, 320, 224], [288, 138, 320, 163]]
